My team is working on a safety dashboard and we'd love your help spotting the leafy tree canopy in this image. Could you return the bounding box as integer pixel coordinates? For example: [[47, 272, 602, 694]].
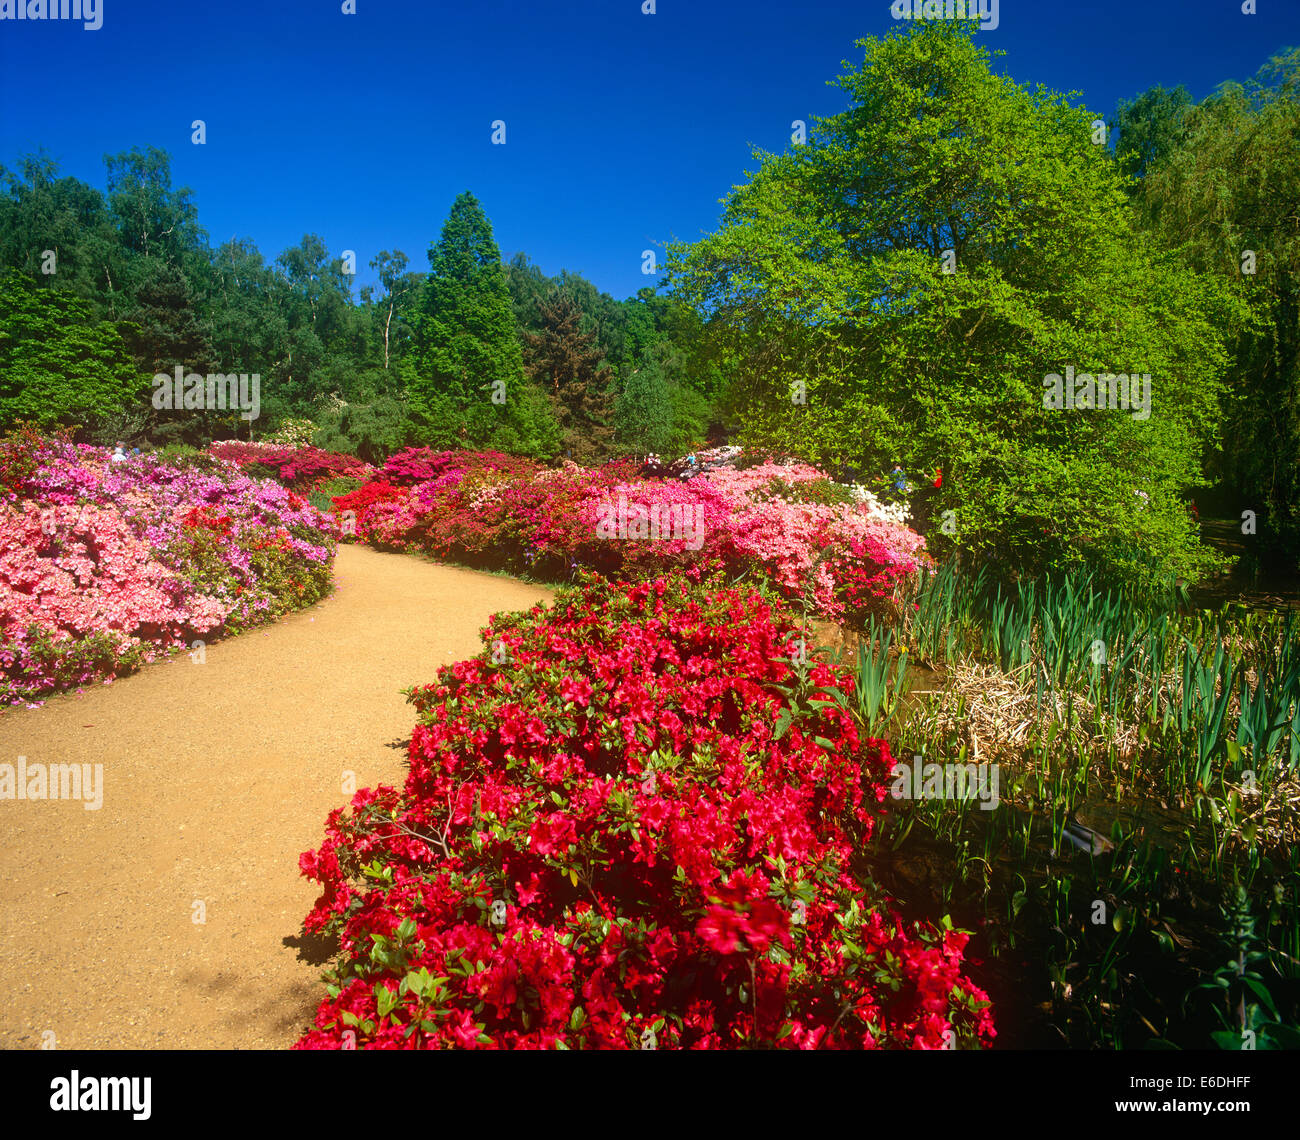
[[0, 272, 145, 428], [668, 20, 1244, 591]]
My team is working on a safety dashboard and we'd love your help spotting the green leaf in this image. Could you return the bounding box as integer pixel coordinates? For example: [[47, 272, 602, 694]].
[[375, 984, 399, 1019]]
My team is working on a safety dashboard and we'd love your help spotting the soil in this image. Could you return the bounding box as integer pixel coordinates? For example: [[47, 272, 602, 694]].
[[0, 544, 552, 1049]]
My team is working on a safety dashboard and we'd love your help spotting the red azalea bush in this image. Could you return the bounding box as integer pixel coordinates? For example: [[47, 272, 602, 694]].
[[209, 441, 373, 489], [276, 447, 372, 487], [208, 440, 294, 468], [296, 573, 994, 1049], [383, 448, 540, 487], [369, 458, 732, 583], [381, 447, 455, 486], [501, 467, 732, 582], [331, 480, 410, 517]]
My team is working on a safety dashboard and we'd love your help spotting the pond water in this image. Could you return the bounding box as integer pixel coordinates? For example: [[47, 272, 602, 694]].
[[1190, 518, 1300, 613]]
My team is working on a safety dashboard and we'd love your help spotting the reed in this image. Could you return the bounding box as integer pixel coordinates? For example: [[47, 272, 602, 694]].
[[851, 614, 911, 735]]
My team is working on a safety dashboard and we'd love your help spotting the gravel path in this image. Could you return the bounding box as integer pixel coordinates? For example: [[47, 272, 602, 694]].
[[0, 544, 552, 1049]]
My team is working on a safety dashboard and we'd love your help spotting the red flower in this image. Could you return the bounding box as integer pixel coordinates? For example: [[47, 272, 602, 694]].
[[529, 812, 578, 857], [559, 676, 593, 706], [697, 906, 747, 955]]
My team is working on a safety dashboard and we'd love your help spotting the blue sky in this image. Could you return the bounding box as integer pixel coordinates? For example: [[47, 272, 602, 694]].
[[1, 1, 1296, 301]]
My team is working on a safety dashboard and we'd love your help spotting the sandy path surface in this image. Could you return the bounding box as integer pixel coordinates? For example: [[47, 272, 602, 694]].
[[0, 544, 552, 1049]]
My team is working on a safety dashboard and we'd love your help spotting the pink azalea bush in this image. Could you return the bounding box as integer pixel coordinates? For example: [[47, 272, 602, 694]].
[[0, 432, 337, 706], [329, 451, 928, 622], [0, 501, 224, 701], [704, 462, 928, 615]]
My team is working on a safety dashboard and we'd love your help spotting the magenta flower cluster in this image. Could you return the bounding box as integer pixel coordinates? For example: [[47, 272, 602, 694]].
[[1, 437, 337, 706]]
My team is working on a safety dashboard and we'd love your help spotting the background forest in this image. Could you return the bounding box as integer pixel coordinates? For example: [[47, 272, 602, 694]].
[[1, 23, 1296, 593]]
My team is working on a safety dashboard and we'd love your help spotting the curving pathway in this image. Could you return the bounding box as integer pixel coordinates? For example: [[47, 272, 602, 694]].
[[0, 544, 552, 1048]]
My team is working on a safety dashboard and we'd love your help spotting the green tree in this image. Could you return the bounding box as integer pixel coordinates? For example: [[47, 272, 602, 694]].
[[0, 151, 121, 310], [483, 381, 563, 460], [312, 393, 418, 463], [522, 289, 615, 462], [505, 251, 551, 338], [615, 353, 676, 456], [204, 238, 290, 379], [1112, 85, 1193, 184], [104, 146, 203, 266], [668, 20, 1240, 592], [119, 257, 213, 376], [368, 250, 418, 371], [267, 234, 355, 409], [0, 272, 144, 429], [1132, 49, 1300, 557], [507, 254, 629, 370], [413, 192, 524, 414]]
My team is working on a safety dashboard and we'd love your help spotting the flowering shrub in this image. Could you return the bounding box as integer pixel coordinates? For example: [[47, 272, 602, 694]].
[[330, 480, 412, 547], [0, 501, 224, 703], [381, 447, 455, 486], [848, 484, 911, 525], [208, 441, 373, 489], [330, 452, 928, 621], [706, 462, 825, 502], [207, 440, 292, 467], [379, 448, 538, 488], [0, 432, 337, 705], [276, 447, 373, 488], [1, 621, 148, 703], [331, 480, 409, 516], [296, 573, 994, 1049], [707, 465, 929, 620], [263, 418, 318, 449], [0, 420, 76, 502]]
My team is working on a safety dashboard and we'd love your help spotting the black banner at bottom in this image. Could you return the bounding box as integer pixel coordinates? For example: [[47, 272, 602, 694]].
[[1, 1046, 1288, 1128]]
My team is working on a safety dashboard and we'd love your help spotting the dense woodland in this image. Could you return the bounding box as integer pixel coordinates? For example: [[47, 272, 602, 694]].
[[0, 165, 720, 464], [1, 23, 1296, 592]]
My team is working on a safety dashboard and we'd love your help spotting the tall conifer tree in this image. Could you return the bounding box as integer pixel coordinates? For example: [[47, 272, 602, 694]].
[[522, 289, 615, 462], [413, 192, 523, 414]]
